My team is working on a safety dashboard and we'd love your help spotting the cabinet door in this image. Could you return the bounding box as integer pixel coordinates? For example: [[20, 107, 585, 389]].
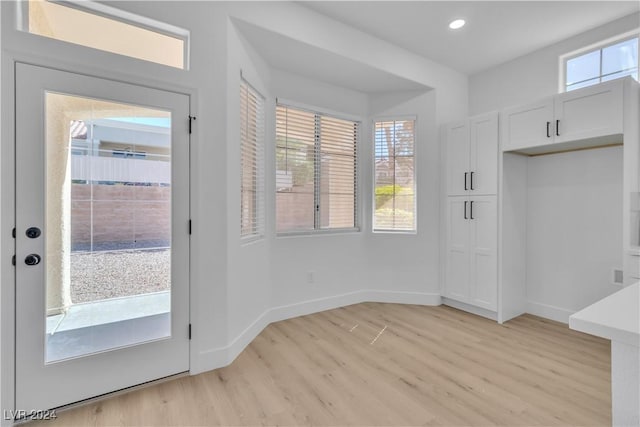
[[445, 197, 471, 302], [554, 79, 623, 143], [470, 113, 498, 195], [469, 196, 498, 311], [446, 121, 470, 196], [501, 98, 553, 151]]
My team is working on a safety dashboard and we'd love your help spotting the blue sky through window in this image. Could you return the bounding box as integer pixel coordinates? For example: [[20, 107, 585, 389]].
[[566, 35, 639, 91]]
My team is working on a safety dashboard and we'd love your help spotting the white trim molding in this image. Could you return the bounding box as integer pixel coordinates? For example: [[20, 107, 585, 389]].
[[194, 289, 442, 374]]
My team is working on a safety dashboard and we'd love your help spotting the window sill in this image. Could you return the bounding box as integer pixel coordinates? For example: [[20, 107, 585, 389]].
[[276, 228, 361, 238], [372, 229, 418, 235], [240, 234, 264, 246]]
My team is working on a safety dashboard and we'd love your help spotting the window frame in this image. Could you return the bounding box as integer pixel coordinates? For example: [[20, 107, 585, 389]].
[[372, 116, 418, 234], [275, 100, 361, 237], [20, 0, 191, 70], [560, 29, 639, 93], [240, 77, 266, 242]]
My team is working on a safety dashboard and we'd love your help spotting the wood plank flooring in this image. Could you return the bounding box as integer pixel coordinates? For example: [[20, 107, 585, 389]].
[[34, 303, 611, 426]]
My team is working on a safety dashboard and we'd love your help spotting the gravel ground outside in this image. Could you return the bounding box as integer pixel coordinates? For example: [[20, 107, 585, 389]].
[[70, 249, 170, 304]]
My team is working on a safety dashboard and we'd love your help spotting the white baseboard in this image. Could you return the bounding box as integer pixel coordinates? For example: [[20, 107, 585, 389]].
[[226, 309, 272, 365], [195, 289, 441, 374], [269, 290, 365, 324], [441, 297, 497, 321], [362, 290, 442, 306], [194, 346, 229, 374], [526, 300, 574, 324]]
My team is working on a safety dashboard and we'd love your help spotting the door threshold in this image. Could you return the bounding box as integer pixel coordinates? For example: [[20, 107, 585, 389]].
[[14, 371, 189, 423]]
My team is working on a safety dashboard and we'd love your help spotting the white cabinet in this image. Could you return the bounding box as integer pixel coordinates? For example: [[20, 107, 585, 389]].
[[446, 112, 498, 196], [443, 113, 499, 312], [445, 196, 497, 311], [502, 79, 624, 153], [446, 121, 470, 196], [501, 99, 553, 152], [554, 81, 623, 143], [470, 114, 499, 195]]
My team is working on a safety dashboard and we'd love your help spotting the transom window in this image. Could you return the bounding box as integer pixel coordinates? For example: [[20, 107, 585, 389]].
[[276, 104, 359, 234], [564, 34, 639, 92], [25, 0, 189, 69]]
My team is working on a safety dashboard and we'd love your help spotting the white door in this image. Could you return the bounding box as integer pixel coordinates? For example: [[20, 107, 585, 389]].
[[554, 79, 623, 143], [15, 63, 190, 411], [445, 196, 470, 302], [501, 98, 553, 152], [469, 113, 498, 196], [446, 121, 470, 196], [469, 196, 498, 311]]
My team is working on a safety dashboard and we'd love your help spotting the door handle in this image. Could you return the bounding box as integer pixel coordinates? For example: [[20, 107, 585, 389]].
[[470, 172, 474, 191], [464, 172, 468, 191], [546, 121, 551, 138], [26, 227, 41, 239], [556, 119, 560, 136], [470, 201, 474, 220], [464, 201, 468, 220], [25, 254, 41, 266]]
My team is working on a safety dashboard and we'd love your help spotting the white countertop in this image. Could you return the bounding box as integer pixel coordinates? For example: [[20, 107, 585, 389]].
[[569, 282, 639, 347]]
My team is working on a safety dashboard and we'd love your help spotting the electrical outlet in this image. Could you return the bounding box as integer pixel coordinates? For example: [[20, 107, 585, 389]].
[[612, 269, 624, 287], [307, 271, 315, 284]]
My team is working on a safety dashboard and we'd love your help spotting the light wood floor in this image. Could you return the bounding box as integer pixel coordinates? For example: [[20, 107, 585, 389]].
[[35, 303, 611, 426]]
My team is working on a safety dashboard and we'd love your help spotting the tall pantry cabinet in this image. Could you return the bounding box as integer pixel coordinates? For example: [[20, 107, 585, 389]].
[[443, 113, 499, 312]]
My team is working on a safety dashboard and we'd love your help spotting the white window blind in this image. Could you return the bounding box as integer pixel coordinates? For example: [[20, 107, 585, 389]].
[[276, 104, 358, 234], [240, 79, 265, 238], [373, 119, 416, 232]]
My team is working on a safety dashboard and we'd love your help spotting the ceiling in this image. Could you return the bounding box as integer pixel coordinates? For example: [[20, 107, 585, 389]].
[[233, 18, 429, 93], [300, 1, 640, 75]]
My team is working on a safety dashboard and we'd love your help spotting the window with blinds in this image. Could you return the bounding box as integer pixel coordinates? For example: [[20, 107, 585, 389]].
[[240, 79, 265, 239], [373, 119, 416, 232], [276, 104, 359, 234]]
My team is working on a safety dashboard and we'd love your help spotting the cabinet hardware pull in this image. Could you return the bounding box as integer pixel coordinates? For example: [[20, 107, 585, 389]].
[[470, 172, 474, 190], [470, 201, 474, 220], [556, 119, 560, 136], [464, 201, 468, 219], [464, 172, 468, 191], [546, 121, 551, 138]]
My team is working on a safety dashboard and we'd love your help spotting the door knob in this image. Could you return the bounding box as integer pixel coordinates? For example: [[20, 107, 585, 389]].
[[26, 227, 41, 239], [24, 254, 41, 266]]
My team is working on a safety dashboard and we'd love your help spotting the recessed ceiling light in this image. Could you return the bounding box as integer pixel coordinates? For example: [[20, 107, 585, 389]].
[[449, 19, 466, 30]]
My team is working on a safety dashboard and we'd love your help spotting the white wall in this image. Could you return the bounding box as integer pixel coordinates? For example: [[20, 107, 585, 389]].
[[225, 17, 273, 345], [367, 91, 441, 296], [526, 146, 623, 320], [1, 1, 469, 417], [269, 69, 370, 308], [469, 12, 640, 115]]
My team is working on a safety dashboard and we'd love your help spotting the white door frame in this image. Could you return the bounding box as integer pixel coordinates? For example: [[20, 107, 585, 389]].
[[1, 54, 198, 422]]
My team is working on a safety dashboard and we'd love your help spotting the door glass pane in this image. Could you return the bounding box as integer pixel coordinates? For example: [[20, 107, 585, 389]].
[[45, 93, 172, 363]]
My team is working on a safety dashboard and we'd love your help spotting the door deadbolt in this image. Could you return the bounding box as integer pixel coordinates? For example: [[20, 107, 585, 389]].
[[26, 227, 41, 239], [24, 254, 41, 266]]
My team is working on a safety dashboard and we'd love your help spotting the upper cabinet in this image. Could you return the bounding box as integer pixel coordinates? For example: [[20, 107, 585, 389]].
[[501, 78, 625, 155], [446, 121, 471, 196], [554, 80, 623, 143], [446, 112, 498, 196], [501, 99, 553, 152]]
